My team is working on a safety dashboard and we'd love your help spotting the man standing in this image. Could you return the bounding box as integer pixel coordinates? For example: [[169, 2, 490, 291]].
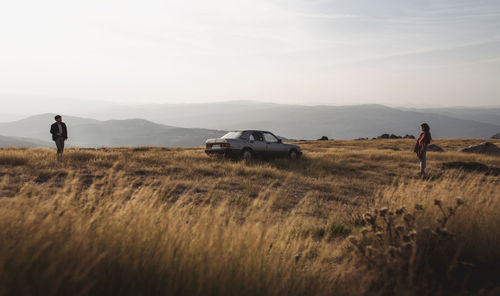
[[50, 115, 68, 160]]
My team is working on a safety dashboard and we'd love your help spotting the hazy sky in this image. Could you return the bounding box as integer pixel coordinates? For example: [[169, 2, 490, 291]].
[[1, 0, 499, 106]]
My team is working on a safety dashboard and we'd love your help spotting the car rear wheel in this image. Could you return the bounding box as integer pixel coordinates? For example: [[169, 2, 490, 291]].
[[242, 149, 253, 160], [289, 149, 299, 159]]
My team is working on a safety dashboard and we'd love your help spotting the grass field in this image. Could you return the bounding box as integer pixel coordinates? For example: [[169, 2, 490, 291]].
[[0, 139, 499, 295]]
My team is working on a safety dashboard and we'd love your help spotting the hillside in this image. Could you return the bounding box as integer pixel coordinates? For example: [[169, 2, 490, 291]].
[[69, 119, 227, 147], [81, 102, 500, 139], [0, 113, 99, 141], [0, 135, 53, 147], [0, 139, 499, 295], [0, 114, 227, 147], [402, 107, 500, 126], [2, 103, 500, 143]]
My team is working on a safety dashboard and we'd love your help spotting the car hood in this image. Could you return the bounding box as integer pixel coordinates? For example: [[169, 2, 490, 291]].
[[283, 143, 301, 150]]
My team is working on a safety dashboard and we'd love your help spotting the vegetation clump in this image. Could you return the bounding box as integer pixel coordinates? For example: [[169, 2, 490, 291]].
[[345, 200, 470, 294], [0, 139, 498, 295]]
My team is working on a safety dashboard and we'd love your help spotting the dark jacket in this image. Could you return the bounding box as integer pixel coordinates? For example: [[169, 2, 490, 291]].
[[50, 122, 68, 141]]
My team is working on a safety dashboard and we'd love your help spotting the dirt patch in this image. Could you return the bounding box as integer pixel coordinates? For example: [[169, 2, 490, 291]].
[[459, 142, 500, 155], [133, 169, 159, 176], [442, 162, 500, 175], [379, 147, 401, 151], [134, 170, 148, 176], [427, 144, 444, 152]]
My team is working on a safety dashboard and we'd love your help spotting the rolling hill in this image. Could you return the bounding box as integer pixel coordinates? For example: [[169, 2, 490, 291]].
[[0, 114, 226, 148], [2, 102, 500, 147], [0, 135, 53, 147], [401, 107, 500, 126], [82, 102, 500, 139]]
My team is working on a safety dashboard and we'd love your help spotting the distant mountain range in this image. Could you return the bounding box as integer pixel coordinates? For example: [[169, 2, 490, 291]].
[[400, 107, 500, 127], [0, 102, 499, 148], [0, 114, 226, 148], [81, 102, 500, 139]]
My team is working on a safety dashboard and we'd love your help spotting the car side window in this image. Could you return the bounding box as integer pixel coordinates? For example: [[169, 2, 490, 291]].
[[240, 131, 250, 140], [252, 132, 264, 142], [263, 133, 279, 143]]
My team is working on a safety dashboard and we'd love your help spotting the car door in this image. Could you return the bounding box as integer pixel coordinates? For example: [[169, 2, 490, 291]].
[[249, 131, 267, 154], [263, 132, 285, 156]]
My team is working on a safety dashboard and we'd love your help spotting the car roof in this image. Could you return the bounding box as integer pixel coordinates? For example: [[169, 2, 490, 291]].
[[231, 130, 272, 134]]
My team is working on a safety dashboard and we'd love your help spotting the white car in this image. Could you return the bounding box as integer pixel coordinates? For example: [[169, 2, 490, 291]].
[[205, 130, 302, 159]]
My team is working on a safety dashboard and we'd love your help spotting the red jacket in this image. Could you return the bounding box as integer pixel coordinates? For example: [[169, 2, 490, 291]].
[[414, 131, 431, 158]]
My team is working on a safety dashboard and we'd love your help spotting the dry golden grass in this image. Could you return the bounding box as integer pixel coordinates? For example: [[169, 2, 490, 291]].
[[0, 139, 499, 295]]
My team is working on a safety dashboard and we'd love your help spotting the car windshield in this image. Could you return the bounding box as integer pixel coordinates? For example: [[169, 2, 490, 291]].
[[221, 132, 242, 139], [263, 133, 279, 143]]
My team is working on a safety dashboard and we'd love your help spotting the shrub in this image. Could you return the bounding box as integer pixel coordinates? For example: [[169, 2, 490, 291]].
[[327, 223, 352, 238], [301, 223, 352, 240], [340, 173, 500, 295], [346, 201, 464, 294]]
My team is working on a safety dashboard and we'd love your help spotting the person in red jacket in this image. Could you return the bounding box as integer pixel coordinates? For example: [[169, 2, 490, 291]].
[[414, 123, 431, 176]]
